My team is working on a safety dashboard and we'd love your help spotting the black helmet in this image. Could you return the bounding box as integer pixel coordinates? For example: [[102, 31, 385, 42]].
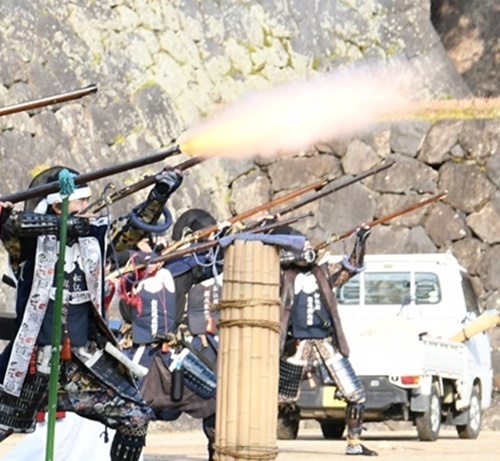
[[269, 224, 304, 237], [24, 166, 90, 213], [172, 209, 216, 241]]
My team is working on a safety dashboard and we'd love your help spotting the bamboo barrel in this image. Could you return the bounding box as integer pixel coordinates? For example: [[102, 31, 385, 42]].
[[449, 310, 500, 342], [214, 240, 281, 461]]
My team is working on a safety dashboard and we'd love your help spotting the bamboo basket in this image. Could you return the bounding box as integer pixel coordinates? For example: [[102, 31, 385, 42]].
[[214, 240, 281, 461]]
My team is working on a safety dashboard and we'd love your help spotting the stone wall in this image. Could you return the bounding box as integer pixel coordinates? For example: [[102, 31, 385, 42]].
[[2, 0, 496, 305], [0, 0, 498, 430], [431, 0, 499, 97]]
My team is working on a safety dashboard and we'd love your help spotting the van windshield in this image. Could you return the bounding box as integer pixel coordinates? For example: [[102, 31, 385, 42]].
[[365, 272, 410, 304], [337, 272, 441, 305]]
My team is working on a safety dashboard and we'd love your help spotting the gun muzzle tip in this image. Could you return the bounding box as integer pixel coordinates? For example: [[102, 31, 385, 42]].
[[178, 142, 197, 156]]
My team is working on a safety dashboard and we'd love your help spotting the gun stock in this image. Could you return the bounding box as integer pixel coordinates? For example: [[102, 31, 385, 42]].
[[0, 84, 98, 117], [0, 145, 181, 205], [315, 192, 447, 251]]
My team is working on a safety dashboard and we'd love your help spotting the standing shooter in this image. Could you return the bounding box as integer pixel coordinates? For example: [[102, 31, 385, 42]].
[[0, 165, 182, 461], [276, 225, 378, 456]]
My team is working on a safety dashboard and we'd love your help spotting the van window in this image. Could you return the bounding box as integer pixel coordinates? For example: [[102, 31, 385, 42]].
[[337, 274, 360, 304], [337, 271, 442, 306], [365, 272, 411, 304], [415, 273, 441, 304], [461, 275, 481, 314]]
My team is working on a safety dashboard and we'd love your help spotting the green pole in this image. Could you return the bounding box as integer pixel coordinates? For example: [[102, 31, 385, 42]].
[[45, 170, 75, 461]]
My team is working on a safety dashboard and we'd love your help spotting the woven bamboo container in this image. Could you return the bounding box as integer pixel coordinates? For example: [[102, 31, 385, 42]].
[[214, 240, 281, 461]]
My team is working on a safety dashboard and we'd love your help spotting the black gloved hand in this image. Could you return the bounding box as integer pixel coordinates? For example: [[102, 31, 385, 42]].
[[152, 168, 183, 200], [355, 224, 371, 244], [0, 201, 13, 228], [66, 216, 91, 238]]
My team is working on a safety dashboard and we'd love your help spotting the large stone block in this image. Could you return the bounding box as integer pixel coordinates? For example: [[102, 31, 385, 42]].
[[478, 246, 500, 291], [418, 120, 463, 165], [424, 201, 468, 246], [267, 154, 341, 191], [365, 154, 438, 194], [438, 161, 496, 213], [449, 237, 486, 276], [466, 197, 500, 245]]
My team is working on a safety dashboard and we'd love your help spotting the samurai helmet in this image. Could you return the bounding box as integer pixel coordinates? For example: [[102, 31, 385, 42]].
[[172, 208, 216, 241], [24, 166, 91, 213]]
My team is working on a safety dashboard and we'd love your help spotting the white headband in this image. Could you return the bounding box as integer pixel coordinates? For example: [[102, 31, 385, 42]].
[[45, 186, 92, 205], [33, 187, 92, 214]]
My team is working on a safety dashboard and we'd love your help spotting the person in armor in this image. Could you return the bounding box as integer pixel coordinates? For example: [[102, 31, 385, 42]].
[[0, 165, 183, 461], [276, 225, 378, 456], [113, 208, 222, 461], [169, 208, 222, 331]]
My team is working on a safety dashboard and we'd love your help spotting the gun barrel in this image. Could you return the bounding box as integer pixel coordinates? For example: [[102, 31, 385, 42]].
[[165, 176, 331, 254], [105, 211, 312, 280], [315, 192, 447, 251], [0, 145, 181, 205], [151, 212, 312, 265], [0, 84, 98, 117], [277, 159, 395, 217]]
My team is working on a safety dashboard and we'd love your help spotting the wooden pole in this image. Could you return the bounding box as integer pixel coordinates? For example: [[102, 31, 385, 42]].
[[238, 242, 253, 453], [215, 251, 230, 458], [45, 171, 75, 461], [250, 243, 263, 447], [266, 244, 280, 447], [0, 84, 97, 117], [225, 241, 242, 461], [45, 195, 68, 461], [214, 240, 281, 461]]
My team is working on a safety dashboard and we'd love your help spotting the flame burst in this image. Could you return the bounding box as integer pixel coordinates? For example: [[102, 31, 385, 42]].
[[180, 66, 410, 159]]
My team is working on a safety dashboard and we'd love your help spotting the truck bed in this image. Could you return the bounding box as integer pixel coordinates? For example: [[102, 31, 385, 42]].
[[348, 335, 466, 380]]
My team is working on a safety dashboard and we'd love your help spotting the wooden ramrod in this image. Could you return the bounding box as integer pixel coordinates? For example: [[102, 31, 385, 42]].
[[0, 84, 98, 117]]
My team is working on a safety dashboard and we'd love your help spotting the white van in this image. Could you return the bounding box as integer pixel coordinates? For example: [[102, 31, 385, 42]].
[[280, 253, 493, 442]]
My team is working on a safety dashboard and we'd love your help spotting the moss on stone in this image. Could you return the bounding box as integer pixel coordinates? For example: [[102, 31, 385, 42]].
[[262, 28, 273, 47], [114, 134, 127, 145], [386, 42, 400, 56], [312, 56, 322, 71], [92, 54, 102, 67], [138, 80, 157, 90]]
